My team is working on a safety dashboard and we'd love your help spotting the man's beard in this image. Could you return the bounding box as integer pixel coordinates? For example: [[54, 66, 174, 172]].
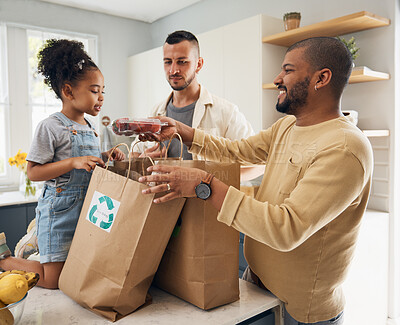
[[276, 77, 310, 114], [168, 71, 196, 91]]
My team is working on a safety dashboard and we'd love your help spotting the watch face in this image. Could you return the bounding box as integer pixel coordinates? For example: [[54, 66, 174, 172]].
[[195, 183, 212, 200]]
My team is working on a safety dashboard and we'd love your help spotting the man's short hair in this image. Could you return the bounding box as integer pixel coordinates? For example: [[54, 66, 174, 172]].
[[287, 37, 352, 97], [165, 30, 200, 57]]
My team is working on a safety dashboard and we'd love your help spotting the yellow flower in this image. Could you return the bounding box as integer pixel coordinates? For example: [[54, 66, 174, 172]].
[[8, 150, 35, 197], [9, 150, 28, 170]]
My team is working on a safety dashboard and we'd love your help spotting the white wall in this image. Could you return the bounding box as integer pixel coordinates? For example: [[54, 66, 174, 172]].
[[0, 0, 152, 120]]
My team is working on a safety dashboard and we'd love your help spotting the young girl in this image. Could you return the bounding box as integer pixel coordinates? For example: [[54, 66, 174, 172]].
[[0, 39, 125, 288]]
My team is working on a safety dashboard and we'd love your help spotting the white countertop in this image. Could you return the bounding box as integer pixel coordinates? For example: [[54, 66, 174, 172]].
[[0, 191, 39, 207], [20, 279, 281, 325]]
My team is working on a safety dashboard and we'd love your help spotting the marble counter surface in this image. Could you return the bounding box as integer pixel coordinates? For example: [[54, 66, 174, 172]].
[[20, 279, 281, 325], [0, 190, 39, 207]]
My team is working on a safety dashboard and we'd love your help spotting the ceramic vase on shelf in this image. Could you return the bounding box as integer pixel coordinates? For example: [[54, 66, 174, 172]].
[[283, 12, 301, 31], [19, 171, 37, 198]]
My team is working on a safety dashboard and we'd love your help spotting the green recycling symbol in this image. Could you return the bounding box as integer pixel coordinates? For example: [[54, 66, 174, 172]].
[[87, 192, 120, 231]]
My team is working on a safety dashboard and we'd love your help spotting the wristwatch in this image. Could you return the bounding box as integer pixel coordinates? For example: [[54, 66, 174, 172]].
[[195, 173, 215, 200]]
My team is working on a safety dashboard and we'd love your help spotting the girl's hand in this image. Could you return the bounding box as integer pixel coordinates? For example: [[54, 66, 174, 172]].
[[104, 147, 126, 162], [138, 165, 208, 203], [139, 142, 167, 159], [72, 156, 105, 172]]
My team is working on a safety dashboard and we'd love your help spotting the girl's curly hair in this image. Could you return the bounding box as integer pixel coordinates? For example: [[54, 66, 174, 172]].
[[37, 39, 99, 99]]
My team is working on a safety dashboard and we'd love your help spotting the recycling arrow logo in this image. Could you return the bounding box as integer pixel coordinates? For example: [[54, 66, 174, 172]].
[[86, 191, 120, 232]]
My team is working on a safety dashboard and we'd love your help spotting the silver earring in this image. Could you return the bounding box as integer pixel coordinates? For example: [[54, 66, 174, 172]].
[[314, 84, 318, 91]]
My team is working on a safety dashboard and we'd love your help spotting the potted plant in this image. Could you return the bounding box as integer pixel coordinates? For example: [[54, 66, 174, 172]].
[[337, 36, 360, 66], [283, 12, 301, 31]]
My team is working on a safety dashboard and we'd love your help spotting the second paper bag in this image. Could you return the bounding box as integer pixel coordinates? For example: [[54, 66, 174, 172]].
[[154, 160, 240, 310]]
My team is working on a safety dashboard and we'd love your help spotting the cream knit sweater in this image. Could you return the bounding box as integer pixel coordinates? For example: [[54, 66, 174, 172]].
[[190, 115, 373, 323]]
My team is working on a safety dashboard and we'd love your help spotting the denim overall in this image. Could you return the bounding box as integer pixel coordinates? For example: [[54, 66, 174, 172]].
[[36, 112, 101, 263]]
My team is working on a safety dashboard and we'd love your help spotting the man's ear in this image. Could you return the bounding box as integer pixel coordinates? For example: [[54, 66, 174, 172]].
[[314, 68, 332, 90], [61, 83, 74, 100], [196, 57, 204, 73]]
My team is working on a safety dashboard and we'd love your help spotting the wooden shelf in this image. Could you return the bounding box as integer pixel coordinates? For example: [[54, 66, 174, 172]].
[[262, 11, 390, 47], [349, 66, 390, 83], [262, 67, 390, 89], [362, 130, 389, 137], [262, 83, 276, 90]]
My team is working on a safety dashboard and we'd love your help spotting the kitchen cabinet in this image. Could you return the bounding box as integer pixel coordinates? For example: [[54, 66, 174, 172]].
[[0, 202, 36, 251], [127, 46, 170, 118], [239, 232, 248, 277], [238, 310, 275, 325], [196, 15, 286, 133]]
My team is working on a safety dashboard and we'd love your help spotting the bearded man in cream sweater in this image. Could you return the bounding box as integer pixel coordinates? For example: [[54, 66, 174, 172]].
[[138, 37, 373, 325]]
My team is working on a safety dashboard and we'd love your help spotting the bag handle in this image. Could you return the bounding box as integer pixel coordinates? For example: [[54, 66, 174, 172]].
[[99, 143, 131, 198], [105, 143, 131, 172], [164, 133, 184, 160], [104, 142, 155, 197], [129, 140, 155, 176]]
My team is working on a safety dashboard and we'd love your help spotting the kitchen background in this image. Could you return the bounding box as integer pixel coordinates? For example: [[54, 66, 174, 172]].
[[0, 0, 398, 324]]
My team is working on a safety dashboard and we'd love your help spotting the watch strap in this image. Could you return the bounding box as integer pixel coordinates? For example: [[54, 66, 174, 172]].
[[202, 173, 214, 186]]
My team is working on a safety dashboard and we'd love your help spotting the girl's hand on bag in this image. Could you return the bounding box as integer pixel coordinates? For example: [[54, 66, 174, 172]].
[[138, 165, 208, 203], [138, 116, 178, 142], [105, 147, 126, 161], [139, 142, 167, 159], [72, 156, 105, 172]]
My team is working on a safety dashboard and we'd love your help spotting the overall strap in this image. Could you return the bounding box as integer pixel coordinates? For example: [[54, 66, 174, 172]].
[[52, 112, 74, 127], [84, 118, 99, 137]]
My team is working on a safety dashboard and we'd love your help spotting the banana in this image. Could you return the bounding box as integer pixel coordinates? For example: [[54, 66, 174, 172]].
[[0, 270, 39, 290], [25, 272, 39, 290], [0, 270, 25, 280]]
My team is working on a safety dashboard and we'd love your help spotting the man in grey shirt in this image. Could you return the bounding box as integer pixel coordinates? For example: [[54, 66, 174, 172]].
[[134, 30, 263, 183]]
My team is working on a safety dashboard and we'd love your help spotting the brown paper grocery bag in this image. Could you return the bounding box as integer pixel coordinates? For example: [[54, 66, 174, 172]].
[[59, 146, 185, 321], [153, 159, 240, 310]]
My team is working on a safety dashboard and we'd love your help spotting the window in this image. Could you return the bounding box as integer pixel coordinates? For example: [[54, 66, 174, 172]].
[[0, 24, 97, 188], [27, 30, 94, 137], [0, 24, 9, 179]]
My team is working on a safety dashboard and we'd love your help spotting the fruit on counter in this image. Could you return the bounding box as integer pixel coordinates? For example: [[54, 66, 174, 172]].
[[24, 272, 39, 290], [0, 274, 28, 305], [0, 270, 39, 291], [0, 269, 27, 280], [0, 301, 14, 325], [111, 118, 168, 136]]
